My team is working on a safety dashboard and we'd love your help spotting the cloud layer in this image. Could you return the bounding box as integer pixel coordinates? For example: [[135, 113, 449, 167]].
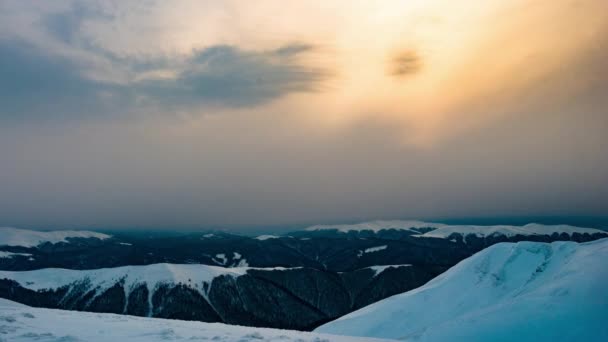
[[0, 0, 606, 229], [0, 38, 328, 120], [140, 44, 328, 108]]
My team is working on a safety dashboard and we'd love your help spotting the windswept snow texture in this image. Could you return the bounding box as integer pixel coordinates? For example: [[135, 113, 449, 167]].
[[306, 220, 606, 238], [0, 227, 110, 247], [0, 299, 393, 342], [317, 239, 608, 341]]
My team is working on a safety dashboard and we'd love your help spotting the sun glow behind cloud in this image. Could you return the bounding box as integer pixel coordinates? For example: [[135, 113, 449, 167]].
[[1, 0, 605, 143], [290, 0, 607, 146]]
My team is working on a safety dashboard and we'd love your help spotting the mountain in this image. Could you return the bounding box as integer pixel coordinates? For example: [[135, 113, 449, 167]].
[[303, 220, 606, 240], [2, 222, 605, 272], [316, 238, 608, 341], [0, 299, 393, 342], [0, 227, 110, 248], [1, 223, 606, 331], [0, 262, 434, 330]]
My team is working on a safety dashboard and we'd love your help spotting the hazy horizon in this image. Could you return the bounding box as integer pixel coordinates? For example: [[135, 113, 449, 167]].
[[4, 216, 608, 236]]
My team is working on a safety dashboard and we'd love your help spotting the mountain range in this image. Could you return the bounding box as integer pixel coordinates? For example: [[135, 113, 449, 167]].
[[1, 221, 607, 332]]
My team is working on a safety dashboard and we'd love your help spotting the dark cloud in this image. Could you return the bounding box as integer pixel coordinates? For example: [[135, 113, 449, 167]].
[[0, 2, 328, 120], [140, 44, 328, 108], [0, 39, 127, 121], [0, 38, 328, 120], [390, 50, 422, 77]]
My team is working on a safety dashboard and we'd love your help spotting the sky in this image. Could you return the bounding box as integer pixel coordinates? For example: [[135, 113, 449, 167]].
[[0, 0, 607, 230]]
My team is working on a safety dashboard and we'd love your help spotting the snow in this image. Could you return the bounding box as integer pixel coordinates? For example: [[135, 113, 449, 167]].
[[358, 245, 389, 257], [0, 251, 32, 259], [0, 263, 305, 295], [255, 235, 280, 240], [0, 298, 26, 307], [0, 227, 110, 247], [0, 263, 248, 293], [305, 220, 607, 239], [233, 259, 249, 267], [368, 264, 411, 277], [0, 299, 394, 342], [213, 253, 228, 265], [316, 238, 608, 341], [364, 245, 387, 253], [414, 223, 606, 239]]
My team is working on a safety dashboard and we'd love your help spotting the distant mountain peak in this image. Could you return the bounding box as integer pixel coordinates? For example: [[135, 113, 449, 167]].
[[304, 220, 607, 239], [0, 227, 111, 248]]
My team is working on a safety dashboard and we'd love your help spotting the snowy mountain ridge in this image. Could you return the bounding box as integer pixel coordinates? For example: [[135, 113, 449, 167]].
[[306, 220, 606, 238], [0, 263, 303, 294], [0, 262, 424, 329], [0, 227, 110, 247], [0, 262, 406, 297], [316, 238, 608, 341], [413, 223, 606, 239], [306, 220, 437, 232]]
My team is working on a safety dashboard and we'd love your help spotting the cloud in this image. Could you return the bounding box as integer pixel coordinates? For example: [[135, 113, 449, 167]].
[[274, 43, 315, 57], [0, 37, 328, 120], [0, 39, 128, 121], [389, 50, 421, 77], [42, 1, 112, 45], [0, 0, 606, 230], [138, 44, 329, 108], [0, 1, 330, 120]]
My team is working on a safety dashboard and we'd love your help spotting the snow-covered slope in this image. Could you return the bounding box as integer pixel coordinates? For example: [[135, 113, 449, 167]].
[[0, 263, 279, 293], [0, 299, 394, 342], [414, 223, 606, 239], [316, 238, 608, 341], [0, 262, 433, 330], [0, 227, 110, 247], [306, 220, 606, 239]]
